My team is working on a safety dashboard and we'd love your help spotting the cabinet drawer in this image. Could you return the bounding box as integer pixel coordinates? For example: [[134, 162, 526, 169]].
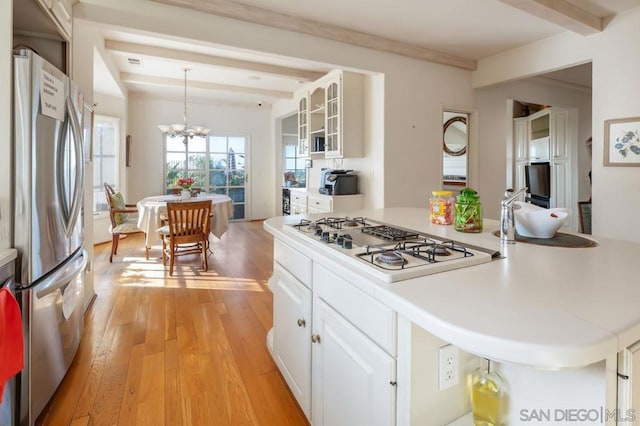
[[291, 192, 308, 205], [307, 196, 332, 212], [314, 264, 396, 355], [274, 238, 312, 287]]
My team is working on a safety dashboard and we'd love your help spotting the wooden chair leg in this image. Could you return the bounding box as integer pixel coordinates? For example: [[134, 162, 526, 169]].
[[169, 244, 175, 276], [201, 241, 208, 271], [110, 234, 119, 263], [161, 237, 167, 264]]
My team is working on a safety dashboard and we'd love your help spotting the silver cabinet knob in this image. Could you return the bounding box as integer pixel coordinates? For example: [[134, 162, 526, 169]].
[[297, 319, 306, 327], [311, 334, 321, 343]]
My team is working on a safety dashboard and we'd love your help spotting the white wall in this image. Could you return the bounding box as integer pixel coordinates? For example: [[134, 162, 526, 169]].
[[590, 9, 640, 242], [473, 7, 640, 242], [127, 94, 273, 219], [475, 77, 592, 221], [0, 0, 12, 248]]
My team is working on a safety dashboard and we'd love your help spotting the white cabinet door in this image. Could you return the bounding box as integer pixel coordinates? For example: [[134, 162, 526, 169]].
[[551, 109, 570, 161], [312, 297, 396, 426], [515, 161, 527, 192], [514, 118, 529, 162], [273, 265, 312, 419], [551, 160, 570, 210], [618, 342, 640, 425]]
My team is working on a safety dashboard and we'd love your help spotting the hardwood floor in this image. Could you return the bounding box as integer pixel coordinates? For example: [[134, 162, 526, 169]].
[[38, 221, 308, 426]]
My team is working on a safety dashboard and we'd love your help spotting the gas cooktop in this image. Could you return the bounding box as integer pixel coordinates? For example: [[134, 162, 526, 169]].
[[285, 216, 498, 282]]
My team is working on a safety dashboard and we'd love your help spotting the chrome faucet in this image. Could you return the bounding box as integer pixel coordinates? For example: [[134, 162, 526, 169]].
[[500, 187, 528, 243]]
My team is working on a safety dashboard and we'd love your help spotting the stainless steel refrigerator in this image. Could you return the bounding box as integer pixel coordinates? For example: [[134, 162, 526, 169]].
[[13, 48, 88, 426]]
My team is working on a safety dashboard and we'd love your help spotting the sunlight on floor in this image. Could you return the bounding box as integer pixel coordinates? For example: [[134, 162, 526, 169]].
[[114, 255, 267, 292]]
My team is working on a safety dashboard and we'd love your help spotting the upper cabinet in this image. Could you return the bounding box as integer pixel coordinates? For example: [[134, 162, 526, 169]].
[[14, 0, 72, 41], [295, 70, 364, 159], [13, 0, 72, 72], [44, 0, 73, 41]]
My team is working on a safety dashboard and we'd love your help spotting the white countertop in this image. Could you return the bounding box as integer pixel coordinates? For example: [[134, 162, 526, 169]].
[[264, 207, 640, 368]]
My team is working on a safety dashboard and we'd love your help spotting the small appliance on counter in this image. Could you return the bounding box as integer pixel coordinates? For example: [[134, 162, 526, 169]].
[[319, 168, 358, 195]]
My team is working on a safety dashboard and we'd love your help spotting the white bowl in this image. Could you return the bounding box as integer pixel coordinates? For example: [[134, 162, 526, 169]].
[[514, 201, 570, 239]]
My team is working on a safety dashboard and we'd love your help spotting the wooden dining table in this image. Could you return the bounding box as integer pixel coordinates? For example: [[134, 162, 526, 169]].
[[137, 194, 234, 250]]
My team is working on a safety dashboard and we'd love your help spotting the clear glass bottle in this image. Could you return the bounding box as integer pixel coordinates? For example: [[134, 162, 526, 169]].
[[470, 359, 506, 426], [455, 188, 483, 232], [430, 190, 454, 225]]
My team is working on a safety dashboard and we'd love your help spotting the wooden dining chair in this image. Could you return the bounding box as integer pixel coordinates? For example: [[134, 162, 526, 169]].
[[159, 200, 211, 276], [104, 182, 148, 262]]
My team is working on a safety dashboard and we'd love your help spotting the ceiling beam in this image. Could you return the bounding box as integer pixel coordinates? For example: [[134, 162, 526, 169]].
[[150, 0, 477, 71], [106, 40, 324, 82], [120, 72, 293, 99], [497, 0, 602, 35]]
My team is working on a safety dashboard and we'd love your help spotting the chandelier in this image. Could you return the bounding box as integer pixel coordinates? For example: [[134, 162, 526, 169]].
[[158, 68, 210, 144]]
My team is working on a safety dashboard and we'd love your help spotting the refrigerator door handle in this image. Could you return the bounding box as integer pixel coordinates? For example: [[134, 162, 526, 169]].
[[63, 96, 85, 238], [35, 249, 87, 299]]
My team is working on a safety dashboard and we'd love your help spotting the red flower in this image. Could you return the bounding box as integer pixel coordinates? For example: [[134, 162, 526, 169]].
[[177, 177, 194, 189]]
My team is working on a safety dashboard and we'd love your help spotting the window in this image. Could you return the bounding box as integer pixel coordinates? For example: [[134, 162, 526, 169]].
[[283, 143, 306, 187], [164, 134, 248, 220], [93, 116, 119, 212], [165, 135, 208, 191]]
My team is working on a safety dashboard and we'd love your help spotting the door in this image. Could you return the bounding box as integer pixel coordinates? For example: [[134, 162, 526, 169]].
[[272, 265, 312, 419], [312, 297, 396, 426], [209, 135, 248, 220], [13, 49, 84, 284]]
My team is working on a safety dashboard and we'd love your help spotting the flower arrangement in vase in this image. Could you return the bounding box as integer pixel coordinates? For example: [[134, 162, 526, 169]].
[[177, 177, 194, 199]]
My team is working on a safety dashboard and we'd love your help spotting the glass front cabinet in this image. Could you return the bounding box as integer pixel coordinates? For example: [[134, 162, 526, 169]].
[[295, 70, 363, 159]]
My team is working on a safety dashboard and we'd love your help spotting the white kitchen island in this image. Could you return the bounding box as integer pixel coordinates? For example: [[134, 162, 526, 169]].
[[264, 208, 640, 425]]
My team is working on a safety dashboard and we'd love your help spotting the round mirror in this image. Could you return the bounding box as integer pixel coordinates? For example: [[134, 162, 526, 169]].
[[443, 116, 468, 156]]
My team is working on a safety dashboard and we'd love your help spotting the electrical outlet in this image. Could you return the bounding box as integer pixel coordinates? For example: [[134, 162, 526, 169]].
[[438, 344, 459, 390]]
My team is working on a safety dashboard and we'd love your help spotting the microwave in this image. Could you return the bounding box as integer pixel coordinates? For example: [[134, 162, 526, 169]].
[[313, 136, 325, 152]]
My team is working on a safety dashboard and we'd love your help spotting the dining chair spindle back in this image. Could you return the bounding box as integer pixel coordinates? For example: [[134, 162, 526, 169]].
[[161, 200, 211, 275]]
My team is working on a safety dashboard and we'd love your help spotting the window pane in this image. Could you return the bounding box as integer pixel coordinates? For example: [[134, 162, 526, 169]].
[[102, 158, 117, 184], [166, 152, 186, 170], [285, 159, 297, 169], [188, 153, 207, 170], [93, 116, 119, 213], [166, 136, 186, 152], [212, 187, 227, 195], [228, 137, 245, 154], [210, 171, 227, 186], [190, 171, 206, 189], [210, 136, 227, 153], [232, 204, 245, 220], [229, 171, 245, 186], [189, 136, 207, 152], [209, 154, 227, 170], [229, 188, 245, 203]]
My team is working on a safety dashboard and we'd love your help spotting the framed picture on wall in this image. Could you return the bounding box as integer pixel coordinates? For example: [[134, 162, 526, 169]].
[[126, 135, 132, 167], [604, 117, 640, 166]]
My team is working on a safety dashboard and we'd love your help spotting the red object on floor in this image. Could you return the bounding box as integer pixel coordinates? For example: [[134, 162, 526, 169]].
[[0, 287, 24, 403]]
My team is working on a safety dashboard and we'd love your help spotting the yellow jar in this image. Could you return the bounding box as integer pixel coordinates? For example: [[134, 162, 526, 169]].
[[430, 191, 454, 225]]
